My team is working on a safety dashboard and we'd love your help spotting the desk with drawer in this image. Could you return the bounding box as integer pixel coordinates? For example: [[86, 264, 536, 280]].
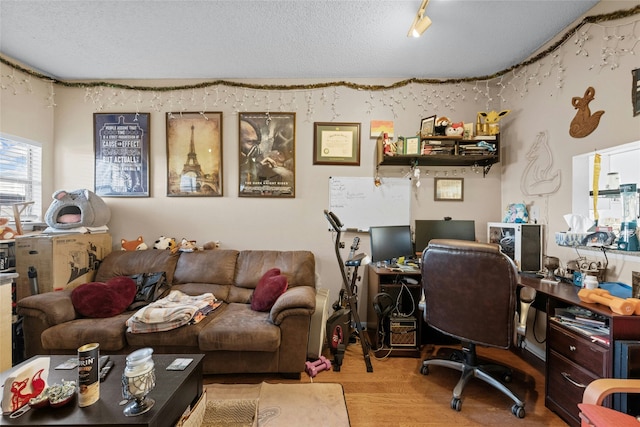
[[520, 274, 640, 427]]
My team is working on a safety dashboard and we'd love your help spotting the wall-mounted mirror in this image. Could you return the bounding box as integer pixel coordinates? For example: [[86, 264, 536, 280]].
[[572, 140, 640, 255]]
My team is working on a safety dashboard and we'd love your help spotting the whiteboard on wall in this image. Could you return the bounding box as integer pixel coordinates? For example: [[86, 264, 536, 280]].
[[328, 176, 411, 231]]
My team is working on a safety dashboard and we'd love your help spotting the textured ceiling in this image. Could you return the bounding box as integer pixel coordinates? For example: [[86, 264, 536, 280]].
[[0, 0, 600, 81]]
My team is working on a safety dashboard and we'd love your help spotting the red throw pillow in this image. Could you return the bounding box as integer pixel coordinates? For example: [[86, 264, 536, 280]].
[[71, 276, 137, 318], [251, 268, 288, 312]]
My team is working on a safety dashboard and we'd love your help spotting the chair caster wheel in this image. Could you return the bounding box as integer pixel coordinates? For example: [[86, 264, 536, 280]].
[[421, 365, 429, 375], [503, 373, 512, 383], [512, 404, 525, 418], [450, 397, 462, 411]]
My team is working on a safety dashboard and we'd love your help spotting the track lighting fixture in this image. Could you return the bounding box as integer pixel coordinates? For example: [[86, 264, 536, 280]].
[[407, 0, 432, 38]]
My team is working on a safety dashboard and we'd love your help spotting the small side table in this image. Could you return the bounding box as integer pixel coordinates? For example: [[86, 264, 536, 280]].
[[0, 272, 18, 371]]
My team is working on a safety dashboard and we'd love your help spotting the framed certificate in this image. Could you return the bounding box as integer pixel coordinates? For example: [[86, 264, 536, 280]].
[[434, 178, 464, 201], [313, 122, 361, 165], [404, 136, 420, 155]]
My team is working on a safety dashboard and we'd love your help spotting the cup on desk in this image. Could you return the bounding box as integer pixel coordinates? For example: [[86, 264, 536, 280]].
[[582, 275, 599, 290]]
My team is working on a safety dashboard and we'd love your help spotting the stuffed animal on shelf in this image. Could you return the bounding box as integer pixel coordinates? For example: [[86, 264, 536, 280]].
[[153, 236, 178, 253], [445, 122, 464, 137], [0, 218, 18, 240], [477, 110, 510, 135], [434, 117, 451, 136], [121, 236, 148, 251]]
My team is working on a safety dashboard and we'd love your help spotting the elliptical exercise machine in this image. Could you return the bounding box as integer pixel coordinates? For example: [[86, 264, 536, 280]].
[[324, 210, 373, 372]]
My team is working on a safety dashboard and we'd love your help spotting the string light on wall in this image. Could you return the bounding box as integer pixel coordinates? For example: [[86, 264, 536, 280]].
[[0, 6, 638, 113]]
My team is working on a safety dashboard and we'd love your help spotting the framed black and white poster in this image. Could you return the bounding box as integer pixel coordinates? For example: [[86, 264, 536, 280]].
[[239, 112, 295, 197], [94, 113, 150, 197]]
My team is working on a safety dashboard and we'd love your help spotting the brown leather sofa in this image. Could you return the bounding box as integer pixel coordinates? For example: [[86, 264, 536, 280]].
[[16, 249, 317, 377]]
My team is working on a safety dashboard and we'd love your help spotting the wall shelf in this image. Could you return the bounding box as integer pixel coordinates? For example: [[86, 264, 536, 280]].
[[376, 134, 500, 177]]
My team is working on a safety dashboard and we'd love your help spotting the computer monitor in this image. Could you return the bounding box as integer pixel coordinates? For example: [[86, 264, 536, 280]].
[[369, 225, 415, 263], [414, 219, 476, 254]]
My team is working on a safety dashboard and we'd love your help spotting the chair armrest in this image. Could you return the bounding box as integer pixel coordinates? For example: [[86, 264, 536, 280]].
[[582, 378, 640, 405], [269, 286, 316, 325], [16, 290, 78, 327]]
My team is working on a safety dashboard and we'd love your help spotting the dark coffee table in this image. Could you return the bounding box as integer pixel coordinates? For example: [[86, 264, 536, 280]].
[[0, 354, 204, 427]]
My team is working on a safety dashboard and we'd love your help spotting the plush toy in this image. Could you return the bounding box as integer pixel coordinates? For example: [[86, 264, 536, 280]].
[[478, 110, 510, 135], [44, 189, 111, 229], [178, 238, 198, 252], [0, 218, 18, 240], [121, 236, 148, 251], [434, 117, 451, 136], [445, 122, 464, 137], [153, 236, 178, 253], [202, 241, 221, 250]]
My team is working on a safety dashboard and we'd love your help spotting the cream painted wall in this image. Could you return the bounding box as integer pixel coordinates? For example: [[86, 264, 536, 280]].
[[1, 1, 638, 326], [47, 80, 500, 322], [500, 0, 640, 285]]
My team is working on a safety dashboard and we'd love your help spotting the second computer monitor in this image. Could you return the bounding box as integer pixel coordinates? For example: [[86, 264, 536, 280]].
[[414, 219, 476, 254]]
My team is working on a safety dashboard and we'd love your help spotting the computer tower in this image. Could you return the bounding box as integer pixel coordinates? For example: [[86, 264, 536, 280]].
[[487, 223, 543, 273]]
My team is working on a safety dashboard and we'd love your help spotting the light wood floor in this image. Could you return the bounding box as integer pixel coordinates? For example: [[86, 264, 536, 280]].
[[204, 340, 569, 426]]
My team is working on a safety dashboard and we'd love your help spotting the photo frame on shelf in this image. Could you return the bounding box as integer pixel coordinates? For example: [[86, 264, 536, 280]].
[[313, 122, 361, 165], [420, 115, 436, 138], [94, 113, 150, 197], [239, 112, 295, 197], [434, 177, 464, 201], [633, 68, 640, 117], [404, 136, 420, 155], [166, 111, 223, 197]]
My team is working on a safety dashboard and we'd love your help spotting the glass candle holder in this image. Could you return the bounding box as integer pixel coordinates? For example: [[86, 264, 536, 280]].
[[121, 347, 155, 416]]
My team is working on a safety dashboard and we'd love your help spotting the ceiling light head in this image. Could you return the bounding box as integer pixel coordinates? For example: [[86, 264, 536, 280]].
[[407, 0, 431, 38], [409, 15, 432, 38]]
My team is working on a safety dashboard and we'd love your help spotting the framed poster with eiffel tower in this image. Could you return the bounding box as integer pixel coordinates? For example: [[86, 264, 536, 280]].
[[166, 111, 223, 197], [239, 112, 295, 198], [94, 113, 150, 197]]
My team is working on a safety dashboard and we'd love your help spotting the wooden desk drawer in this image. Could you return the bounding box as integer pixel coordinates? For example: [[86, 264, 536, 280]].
[[548, 322, 607, 376], [547, 350, 600, 425]]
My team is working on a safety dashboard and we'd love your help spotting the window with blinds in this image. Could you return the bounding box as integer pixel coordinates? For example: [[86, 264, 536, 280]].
[[0, 134, 43, 223]]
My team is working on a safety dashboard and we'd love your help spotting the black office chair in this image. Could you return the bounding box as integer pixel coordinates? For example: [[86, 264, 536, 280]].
[[420, 239, 526, 419]]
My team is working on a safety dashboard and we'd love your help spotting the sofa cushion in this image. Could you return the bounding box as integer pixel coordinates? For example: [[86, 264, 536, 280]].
[[173, 250, 239, 285], [199, 303, 280, 352], [41, 311, 133, 351], [251, 269, 288, 312], [234, 250, 316, 289], [95, 250, 180, 284], [71, 276, 136, 318]]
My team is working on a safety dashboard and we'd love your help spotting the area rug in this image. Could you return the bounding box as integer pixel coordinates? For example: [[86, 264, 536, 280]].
[[202, 382, 350, 427]]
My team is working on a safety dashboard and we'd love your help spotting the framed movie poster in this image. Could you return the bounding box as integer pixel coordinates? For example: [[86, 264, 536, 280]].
[[166, 111, 223, 197], [239, 112, 295, 197], [94, 113, 150, 197]]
